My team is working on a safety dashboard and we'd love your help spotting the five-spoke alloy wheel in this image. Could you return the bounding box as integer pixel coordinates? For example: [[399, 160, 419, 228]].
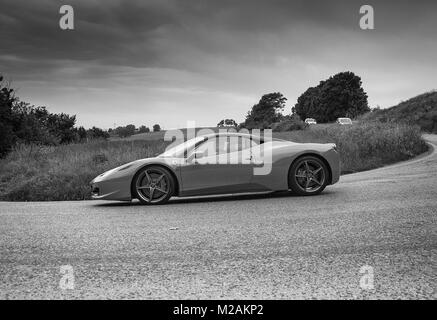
[[132, 166, 174, 205], [289, 156, 329, 196]]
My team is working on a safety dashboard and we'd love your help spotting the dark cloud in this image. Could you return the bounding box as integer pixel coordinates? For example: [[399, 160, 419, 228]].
[[0, 0, 436, 128], [2, 0, 434, 69]]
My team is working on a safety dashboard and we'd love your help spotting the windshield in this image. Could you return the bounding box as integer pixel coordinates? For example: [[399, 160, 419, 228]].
[[159, 136, 206, 157], [339, 118, 352, 124]]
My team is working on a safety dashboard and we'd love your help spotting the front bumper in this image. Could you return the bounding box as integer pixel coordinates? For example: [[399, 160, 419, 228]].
[[90, 177, 132, 201]]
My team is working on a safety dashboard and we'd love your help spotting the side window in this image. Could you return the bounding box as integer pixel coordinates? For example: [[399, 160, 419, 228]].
[[228, 136, 259, 153], [194, 137, 228, 157], [192, 135, 260, 158]]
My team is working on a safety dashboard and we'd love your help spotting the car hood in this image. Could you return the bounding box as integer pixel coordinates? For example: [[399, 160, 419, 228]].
[[91, 156, 180, 183]]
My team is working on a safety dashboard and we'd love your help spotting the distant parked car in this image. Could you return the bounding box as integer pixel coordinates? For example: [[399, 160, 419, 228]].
[[336, 117, 353, 125], [304, 118, 317, 125]]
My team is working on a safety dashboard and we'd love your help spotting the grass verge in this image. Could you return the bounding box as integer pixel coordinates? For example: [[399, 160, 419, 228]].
[[274, 121, 428, 173]]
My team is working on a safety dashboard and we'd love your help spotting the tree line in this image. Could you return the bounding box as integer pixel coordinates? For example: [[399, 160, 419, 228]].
[[0, 75, 162, 157], [240, 71, 370, 130], [110, 123, 161, 138], [1, 71, 370, 157], [1, 76, 87, 156]]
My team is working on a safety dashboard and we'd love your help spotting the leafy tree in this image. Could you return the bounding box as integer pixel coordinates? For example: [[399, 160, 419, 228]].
[[0, 77, 17, 156], [0, 74, 111, 155], [114, 126, 123, 137], [46, 112, 77, 144], [10, 102, 77, 145], [225, 119, 237, 127], [294, 72, 369, 122], [115, 124, 136, 138], [10, 102, 58, 145], [293, 87, 321, 121], [243, 92, 287, 129], [138, 125, 150, 133], [87, 126, 109, 140], [217, 119, 237, 127], [125, 124, 136, 136], [153, 124, 161, 132], [77, 126, 87, 142]]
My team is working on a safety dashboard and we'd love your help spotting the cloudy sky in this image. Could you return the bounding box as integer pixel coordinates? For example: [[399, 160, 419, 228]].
[[1, 0, 436, 129]]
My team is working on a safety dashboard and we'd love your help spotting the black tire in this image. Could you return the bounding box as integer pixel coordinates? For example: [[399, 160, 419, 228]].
[[288, 155, 329, 196], [132, 166, 175, 205]]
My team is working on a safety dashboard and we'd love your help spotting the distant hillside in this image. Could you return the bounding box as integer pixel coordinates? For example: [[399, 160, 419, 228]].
[[362, 91, 437, 133]]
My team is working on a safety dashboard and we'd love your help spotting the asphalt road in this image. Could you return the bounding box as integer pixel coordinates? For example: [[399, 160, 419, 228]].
[[1, 136, 436, 299]]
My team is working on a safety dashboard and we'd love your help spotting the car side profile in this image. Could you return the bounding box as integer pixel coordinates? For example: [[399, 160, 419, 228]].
[[90, 132, 340, 205]]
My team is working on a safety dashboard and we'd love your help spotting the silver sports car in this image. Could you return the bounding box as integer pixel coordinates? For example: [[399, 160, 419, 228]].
[[90, 132, 340, 204]]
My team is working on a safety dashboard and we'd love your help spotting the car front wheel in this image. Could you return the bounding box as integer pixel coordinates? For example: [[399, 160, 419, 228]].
[[289, 156, 329, 196], [132, 166, 174, 205]]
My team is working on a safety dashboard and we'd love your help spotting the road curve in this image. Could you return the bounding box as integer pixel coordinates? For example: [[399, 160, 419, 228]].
[[0, 136, 436, 299]]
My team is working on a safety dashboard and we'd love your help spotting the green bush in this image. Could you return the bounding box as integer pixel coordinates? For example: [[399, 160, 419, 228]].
[[274, 121, 428, 173]]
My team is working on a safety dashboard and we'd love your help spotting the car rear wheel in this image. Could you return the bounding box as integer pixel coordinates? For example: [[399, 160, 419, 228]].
[[132, 166, 174, 205], [289, 156, 328, 196]]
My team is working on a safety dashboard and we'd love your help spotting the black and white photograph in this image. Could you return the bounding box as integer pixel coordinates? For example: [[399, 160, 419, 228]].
[[0, 0, 436, 306]]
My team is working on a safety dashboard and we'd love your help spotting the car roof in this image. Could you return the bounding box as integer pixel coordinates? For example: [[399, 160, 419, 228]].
[[199, 132, 255, 138], [198, 132, 260, 142], [196, 131, 286, 142]]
